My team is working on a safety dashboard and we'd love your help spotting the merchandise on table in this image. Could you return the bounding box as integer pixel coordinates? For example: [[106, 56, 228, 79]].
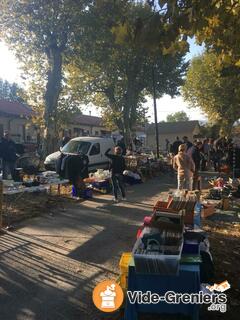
[[83, 169, 112, 194], [119, 191, 214, 320], [154, 192, 197, 226], [89, 169, 111, 181], [123, 170, 142, 185], [2, 172, 68, 195], [207, 176, 240, 201], [124, 153, 167, 180]]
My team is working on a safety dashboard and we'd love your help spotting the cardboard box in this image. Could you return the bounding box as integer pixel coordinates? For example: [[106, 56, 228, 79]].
[[201, 204, 216, 218]]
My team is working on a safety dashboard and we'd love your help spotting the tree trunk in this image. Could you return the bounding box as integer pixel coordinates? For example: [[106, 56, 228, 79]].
[[123, 77, 135, 146], [123, 60, 141, 147], [124, 127, 130, 146], [220, 119, 235, 137], [42, 47, 63, 157]]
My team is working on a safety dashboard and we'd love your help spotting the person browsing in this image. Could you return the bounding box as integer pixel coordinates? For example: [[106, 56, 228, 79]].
[[173, 144, 195, 190], [0, 131, 18, 179], [105, 146, 126, 202]]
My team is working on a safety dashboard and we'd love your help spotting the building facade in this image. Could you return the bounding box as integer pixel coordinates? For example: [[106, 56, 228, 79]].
[[146, 121, 200, 151], [67, 114, 112, 138], [0, 100, 112, 143], [0, 100, 37, 143]]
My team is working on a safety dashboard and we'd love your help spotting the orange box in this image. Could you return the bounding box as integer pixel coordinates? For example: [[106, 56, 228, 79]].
[[154, 200, 168, 210], [201, 204, 216, 218]]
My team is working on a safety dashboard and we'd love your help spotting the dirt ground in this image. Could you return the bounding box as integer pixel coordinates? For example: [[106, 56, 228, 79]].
[[0, 174, 240, 320]]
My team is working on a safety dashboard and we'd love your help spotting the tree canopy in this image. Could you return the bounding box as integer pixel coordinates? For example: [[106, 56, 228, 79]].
[[0, 79, 25, 103], [146, 1, 240, 67], [68, 0, 188, 143], [144, 1, 240, 137], [0, 0, 190, 149], [166, 111, 189, 122], [0, 0, 87, 154], [182, 52, 240, 135]]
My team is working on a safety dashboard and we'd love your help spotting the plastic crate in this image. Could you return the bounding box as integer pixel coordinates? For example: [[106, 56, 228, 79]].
[[119, 252, 132, 274], [133, 230, 183, 276], [134, 249, 182, 275], [92, 180, 109, 188], [120, 273, 128, 290], [182, 242, 199, 255]]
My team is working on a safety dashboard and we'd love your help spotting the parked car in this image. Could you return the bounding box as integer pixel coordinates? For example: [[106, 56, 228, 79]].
[[44, 136, 115, 172]]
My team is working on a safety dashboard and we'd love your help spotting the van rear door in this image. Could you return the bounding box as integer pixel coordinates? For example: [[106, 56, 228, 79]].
[[101, 139, 115, 163]]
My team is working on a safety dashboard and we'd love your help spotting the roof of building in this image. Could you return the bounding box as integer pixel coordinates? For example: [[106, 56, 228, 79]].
[[72, 114, 104, 127], [0, 99, 33, 117], [147, 120, 200, 135]]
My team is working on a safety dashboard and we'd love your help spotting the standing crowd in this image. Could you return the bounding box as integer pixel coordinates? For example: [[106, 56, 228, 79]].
[[1, 129, 238, 200], [170, 136, 237, 191]]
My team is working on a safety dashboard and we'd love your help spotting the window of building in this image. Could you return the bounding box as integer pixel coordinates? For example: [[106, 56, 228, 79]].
[[73, 128, 83, 136]]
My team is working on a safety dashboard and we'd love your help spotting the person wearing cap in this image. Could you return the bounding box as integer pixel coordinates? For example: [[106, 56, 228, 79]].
[[105, 146, 126, 202], [0, 131, 18, 179], [173, 144, 195, 190]]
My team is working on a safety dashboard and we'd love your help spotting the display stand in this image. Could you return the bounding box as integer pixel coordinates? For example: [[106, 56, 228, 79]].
[[1, 179, 69, 229], [124, 259, 200, 320], [123, 196, 202, 320]]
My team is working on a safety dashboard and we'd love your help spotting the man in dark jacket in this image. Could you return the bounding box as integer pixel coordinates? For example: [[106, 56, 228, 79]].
[[183, 136, 193, 151], [56, 153, 89, 197], [105, 146, 126, 202], [188, 141, 203, 190], [0, 131, 17, 179]]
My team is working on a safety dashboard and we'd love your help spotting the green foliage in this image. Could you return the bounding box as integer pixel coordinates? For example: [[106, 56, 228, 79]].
[[166, 111, 189, 122], [182, 52, 240, 135], [0, 0, 87, 154], [0, 0, 189, 148], [68, 0, 188, 142], [191, 1, 240, 68], [199, 123, 220, 140], [0, 79, 25, 103], [147, 1, 240, 68]]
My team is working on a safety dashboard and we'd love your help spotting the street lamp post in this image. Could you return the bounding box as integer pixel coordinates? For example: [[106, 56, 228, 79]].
[[152, 65, 160, 158]]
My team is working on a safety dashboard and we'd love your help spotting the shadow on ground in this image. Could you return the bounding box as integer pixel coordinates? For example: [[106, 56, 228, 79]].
[[0, 175, 174, 320]]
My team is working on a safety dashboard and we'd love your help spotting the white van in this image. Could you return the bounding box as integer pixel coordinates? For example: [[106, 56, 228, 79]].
[[44, 137, 115, 171]]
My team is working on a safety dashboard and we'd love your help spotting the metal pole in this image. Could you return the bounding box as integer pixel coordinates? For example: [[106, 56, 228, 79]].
[[0, 180, 3, 230], [152, 65, 160, 158]]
